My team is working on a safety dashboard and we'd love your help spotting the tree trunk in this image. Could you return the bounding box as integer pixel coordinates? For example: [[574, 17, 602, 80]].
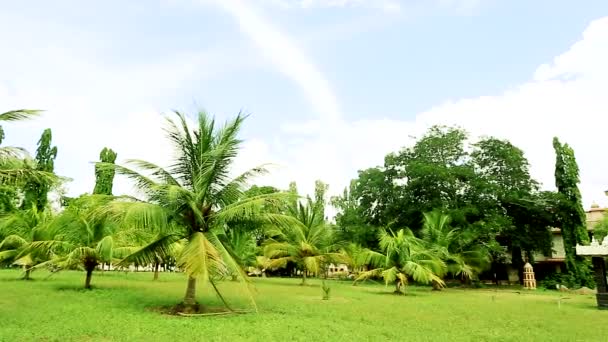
[[22, 266, 31, 280], [394, 281, 401, 294], [84, 268, 94, 289], [153, 262, 160, 281], [183, 276, 198, 310], [432, 279, 443, 291], [301, 270, 307, 285]]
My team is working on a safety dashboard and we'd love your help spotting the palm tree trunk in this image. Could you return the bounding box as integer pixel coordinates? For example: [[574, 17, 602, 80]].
[[183, 276, 198, 311], [394, 281, 401, 294], [301, 270, 307, 285], [432, 279, 443, 291], [22, 266, 31, 280], [84, 267, 94, 289], [153, 262, 160, 281]]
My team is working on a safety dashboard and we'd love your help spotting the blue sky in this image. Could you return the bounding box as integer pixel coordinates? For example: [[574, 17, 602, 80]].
[[1, 0, 608, 208]]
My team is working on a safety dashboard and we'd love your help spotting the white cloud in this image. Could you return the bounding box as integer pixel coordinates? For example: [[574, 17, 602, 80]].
[[213, 0, 342, 123], [250, 16, 608, 211]]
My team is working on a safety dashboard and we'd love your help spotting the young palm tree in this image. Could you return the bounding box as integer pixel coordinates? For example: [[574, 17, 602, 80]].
[[24, 195, 133, 288], [0, 207, 55, 279], [421, 211, 490, 287], [355, 228, 446, 294], [264, 197, 344, 285], [102, 111, 289, 312], [222, 228, 258, 280]]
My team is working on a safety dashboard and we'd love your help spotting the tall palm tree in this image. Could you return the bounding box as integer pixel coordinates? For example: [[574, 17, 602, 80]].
[[355, 228, 446, 294], [264, 197, 344, 285], [421, 211, 490, 287], [102, 111, 288, 312]]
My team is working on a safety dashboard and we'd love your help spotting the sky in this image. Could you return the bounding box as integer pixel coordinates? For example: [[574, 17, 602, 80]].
[[1, 0, 608, 211]]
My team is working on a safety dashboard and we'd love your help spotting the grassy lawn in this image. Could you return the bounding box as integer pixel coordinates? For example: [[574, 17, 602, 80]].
[[1, 269, 606, 341]]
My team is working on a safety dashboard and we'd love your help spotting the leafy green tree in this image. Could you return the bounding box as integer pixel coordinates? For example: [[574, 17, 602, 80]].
[[0, 110, 52, 207], [332, 180, 380, 248], [355, 228, 446, 294], [264, 196, 344, 285], [553, 137, 594, 287], [22, 129, 57, 211], [593, 214, 608, 241], [471, 137, 552, 277], [93, 148, 117, 195], [101, 111, 288, 312]]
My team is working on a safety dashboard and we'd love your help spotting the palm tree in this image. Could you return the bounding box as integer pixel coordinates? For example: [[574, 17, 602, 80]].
[[0, 207, 55, 279], [355, 228, 446, 294], [421, 211, 490, 287], [0, 109, 42, 159], [25, 195, 133, 288], [264, 197, 344, 285], [222, 228, 258, 280], [101, 111, 288, 312]]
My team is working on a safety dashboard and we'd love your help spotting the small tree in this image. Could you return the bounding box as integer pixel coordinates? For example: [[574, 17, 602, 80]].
[[355, 228, 445, 294], [264, 197, 344, 285]]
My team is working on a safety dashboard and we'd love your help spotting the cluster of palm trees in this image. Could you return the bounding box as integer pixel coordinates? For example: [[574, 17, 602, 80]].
[[0, 109, 492, 313]]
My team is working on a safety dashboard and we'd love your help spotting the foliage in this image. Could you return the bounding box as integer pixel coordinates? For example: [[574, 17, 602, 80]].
[[0, 207, 55, 278], [553, 137, 594, 288], [593, 214, 608, 241], [22, 129, 58, 211], [420, 211, 491, 282], [264, 195, 344, 285], [332, 180, 380, 248], [22, 195, 131, 288], [93, 147, 117, 195], [355, 228, 446, 294], [102, 111, 290, 311]]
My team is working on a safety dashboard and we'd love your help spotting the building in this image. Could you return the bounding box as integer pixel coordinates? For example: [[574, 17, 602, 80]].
[[532, 204, 606, 278]]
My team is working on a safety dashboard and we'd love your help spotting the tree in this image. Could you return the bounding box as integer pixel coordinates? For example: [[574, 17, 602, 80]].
[[0, 207, 55, 279], [420, 211, 491, 287], [0, 110, 52, 207], [102, 111, 288, 312], [93, 148, 117, 195], [553, 137, 594, 287], [26, 195, 130, 288], [264, 196, 344, 285], [0, 109, 42, 158], [355, 228, 445, 294], [314, 180, 328, 220], [332, 181, 380, 248], [22, 129, 57, 211]]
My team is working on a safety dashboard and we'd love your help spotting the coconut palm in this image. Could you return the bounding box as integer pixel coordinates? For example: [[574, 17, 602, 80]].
[[0, 110, 42, 159], [100, 111, 289, 312], [222, 228, 258, 280], [355, 228, 446, 294], [264, 197, 345, 285], [421, 211, 490, 286], [0, 207, 55, 279], [24, 195, 133, 288]]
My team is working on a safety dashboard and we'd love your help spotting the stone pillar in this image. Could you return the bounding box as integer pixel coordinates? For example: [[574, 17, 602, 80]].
[[592, 257, 608, 310], [523, 262, 536, 290]]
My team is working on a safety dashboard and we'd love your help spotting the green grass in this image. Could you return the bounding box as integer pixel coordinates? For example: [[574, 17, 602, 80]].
[[1, 269, 606, 341]]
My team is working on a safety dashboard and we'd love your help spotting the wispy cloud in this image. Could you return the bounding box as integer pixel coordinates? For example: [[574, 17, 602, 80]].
[[213, 0, 342, 122]]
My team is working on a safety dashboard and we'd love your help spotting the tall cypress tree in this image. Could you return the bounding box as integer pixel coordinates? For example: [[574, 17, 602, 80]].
[[22, 129, 57, 211], [93, 147, 117, 195], [553, 137, 594, 287]]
